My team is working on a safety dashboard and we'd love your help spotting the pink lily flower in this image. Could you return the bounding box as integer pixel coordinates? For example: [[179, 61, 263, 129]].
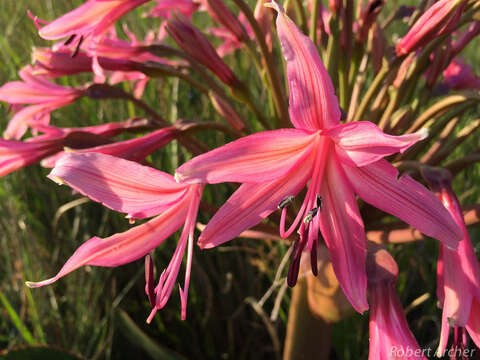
[[396, 0, 466, 56], [208, 13, 253, 58], [0, 121, 139, 177], [0, 66, 84, 140], [149, 0, 200, 19], [166, 14, 240, 86], [41, 126, 179, 167], [442, 58, 480, 91], [422, 167, 480, 356], [209, 0, 273, 57], [200, 0, 249, 43], [367, 244, 427, 360], [26, 152, 203, 320], [37, 0, 149, 43], [87, 27, 167, 96], [32, 47, 139, 78], [175, 2, 461, 313]]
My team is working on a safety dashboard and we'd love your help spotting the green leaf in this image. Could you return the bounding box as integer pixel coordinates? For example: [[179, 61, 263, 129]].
[[0, 345, 84, 360]]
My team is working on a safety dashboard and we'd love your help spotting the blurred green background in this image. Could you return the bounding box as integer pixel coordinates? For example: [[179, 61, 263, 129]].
[[0, 1, 479, 359]]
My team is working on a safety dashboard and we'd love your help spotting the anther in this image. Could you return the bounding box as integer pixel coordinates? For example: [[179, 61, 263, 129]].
[[303, 207, 319, 224], [71, 35, 84, 58], [278, 195, 295, 209], [316, 195, 323, 210]]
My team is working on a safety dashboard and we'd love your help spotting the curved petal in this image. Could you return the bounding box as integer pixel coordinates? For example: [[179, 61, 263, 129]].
[[39, 0, 147, 40], [325, 121, 428, 167], [466, 298, 480, 349], [49, 152, 188, 219], [4, 104, 53, 140], [319, 155, 368, 313], [343, 160, 461, 248], [268, 1, 340, 130], [198, 152, 314, 248], [176, 129, 316, 184], [26, 196, 189, 288]]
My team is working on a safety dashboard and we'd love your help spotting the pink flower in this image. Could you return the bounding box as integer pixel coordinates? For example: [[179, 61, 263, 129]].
[[367, 244, 427, 360], [208, 13, 252, 57], [26, 152, 203, 320], [32, 47, 138, 78], [422, 167, 480, 356], [200, 0, 248, 43], [0, 121, 138, 177], [149, 0, 200, 19], [41, 126, 179, 167], [396, 0, 466, 56], [166, 14, 239, 86], [209, 0, 273, 57], [37, 0, 149, 43], [175, 2, 461, 313], [442, 58, 480, 91], [0, 66, 84, 139]]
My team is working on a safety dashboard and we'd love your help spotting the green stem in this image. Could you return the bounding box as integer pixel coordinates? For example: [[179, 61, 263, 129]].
[[351, 58, 390, 123], [232, 0, 290, 128], [309, 0, 320, 43]]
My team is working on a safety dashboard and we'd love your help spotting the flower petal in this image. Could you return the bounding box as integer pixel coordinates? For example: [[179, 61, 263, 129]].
[[325, 121, 428, 167], [198, 153, 314, 248], [176, 129, 316, 184], [49, 152, 188, 219], [26, 196, 189, 288], [343, 160, 461, 248], [466, 298, 480, 348], [268, 1, 340, 130], [319, 155, 368, 313]]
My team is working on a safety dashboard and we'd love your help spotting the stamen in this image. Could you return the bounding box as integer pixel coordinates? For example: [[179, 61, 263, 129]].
[[278, 195, 294, 209], [71, 35, 84, 58], [64, 34, 76, 46], [316, 195, 323, 210], [145, 255, 156, 308], [303, 208, 319, 224]]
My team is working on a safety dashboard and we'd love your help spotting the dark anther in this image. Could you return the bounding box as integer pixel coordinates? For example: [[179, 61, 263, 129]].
[[310, 240, 318, 277], [303, 208, 319, 224], [316, 195, 323, 210], [340, 107, 347, 121], [71, 35, 84, 58], [278, 195, 295, 209], [287, 237, 306, 287], [64, 34, 76, 46]]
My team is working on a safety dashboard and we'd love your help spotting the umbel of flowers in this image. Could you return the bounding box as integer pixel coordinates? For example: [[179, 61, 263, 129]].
[[1, 0, 480, 358]]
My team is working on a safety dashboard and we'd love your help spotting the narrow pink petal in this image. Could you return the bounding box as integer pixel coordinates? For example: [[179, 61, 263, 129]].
[[72, 127, 179, 163], [26, 197, 189, 288], [267, 1, 340, 130], [4, 104, 53, 140], [343, 160, 461, 248], [176, 129, 316, 184], [466, 298, 480, 348], [442, 245, 473, 326], [319, 155, 368, 313], [0, 82, 78, 104], [0, 139, 60, 177], [325, 121, 428, 167], [369, 283, 427, 360], [198, 153, 314, 249], [39, 0, 147, 40], [49, 152, 188, 219]]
